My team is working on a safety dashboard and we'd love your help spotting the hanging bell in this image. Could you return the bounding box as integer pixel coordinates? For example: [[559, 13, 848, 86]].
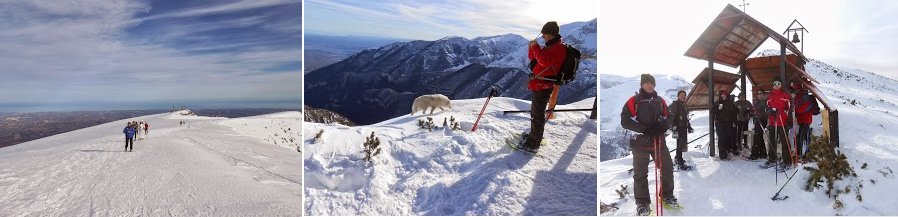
[[791, 32, 801, 43]]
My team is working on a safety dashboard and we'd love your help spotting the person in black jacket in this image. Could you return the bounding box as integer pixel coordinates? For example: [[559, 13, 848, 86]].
[[714, 90, 738, 159], [620, 74, 679, 215], [668, 90, 693, 170], [734, 93, 753, 152], [749, 90, 769, 160]]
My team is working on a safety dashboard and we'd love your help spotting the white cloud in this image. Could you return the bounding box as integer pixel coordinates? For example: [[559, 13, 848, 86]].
[[0, 0, 300, 108], [304, 0, 597, 40]]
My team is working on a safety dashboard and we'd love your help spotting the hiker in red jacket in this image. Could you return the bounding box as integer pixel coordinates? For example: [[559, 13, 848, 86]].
[[518, 21, 567, 153], [792, 82, 817, 160], [762, 81, 793, 170]]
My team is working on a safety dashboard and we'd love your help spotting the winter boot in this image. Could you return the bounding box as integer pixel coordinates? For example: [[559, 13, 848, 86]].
[[663, 196, 682, 209], [517, 133, 540, 154], [760, 161, 777, 169], [636, 202, 651, 216]]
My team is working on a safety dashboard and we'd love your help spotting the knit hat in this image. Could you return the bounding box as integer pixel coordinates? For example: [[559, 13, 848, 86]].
[[640, 74, 655, 86], [541, 21, 560, 36]]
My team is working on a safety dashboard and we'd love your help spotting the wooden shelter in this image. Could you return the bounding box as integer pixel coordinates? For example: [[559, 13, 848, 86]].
[[685, 68, 741, 110], [682, 4, 840, 155]]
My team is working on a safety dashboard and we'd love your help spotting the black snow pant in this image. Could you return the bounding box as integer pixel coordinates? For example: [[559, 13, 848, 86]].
[[796, 124, 811, 157], [750, 122, 768, 159], [715, 121, 732, 159], [736, 121, 749, 151], [674, 125, 688, 167], [125, 137, 133, 151], [631, 135, 674, 206], [525, 88, 553, 149], [767, 126, 792, 165]]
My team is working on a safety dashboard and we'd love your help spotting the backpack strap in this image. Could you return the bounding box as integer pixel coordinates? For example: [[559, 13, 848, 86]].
[[626, 93, 639, 118]]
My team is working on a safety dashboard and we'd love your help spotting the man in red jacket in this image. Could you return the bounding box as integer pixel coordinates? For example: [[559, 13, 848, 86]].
[[519, 21, 567, 153], [762, 81, 793, 170], [793, 82, 817, 160]]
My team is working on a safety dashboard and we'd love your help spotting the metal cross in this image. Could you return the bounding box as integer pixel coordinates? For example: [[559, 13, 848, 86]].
[[739, 0, 750, 13]]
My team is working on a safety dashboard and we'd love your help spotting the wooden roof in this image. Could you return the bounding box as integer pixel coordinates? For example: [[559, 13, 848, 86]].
[[743, 54, 834, 110], [685, 68, 741, 110], [684, 4, 807, 68]]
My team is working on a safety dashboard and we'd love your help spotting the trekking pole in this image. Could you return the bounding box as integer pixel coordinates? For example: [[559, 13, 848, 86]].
[[776, 110, 798, 179], [772, 165, 801, 201], [656, 136, 664, 216], [687, 133, 710, 145], [471, 87, 498, 132], [654, 136, 660, 216]]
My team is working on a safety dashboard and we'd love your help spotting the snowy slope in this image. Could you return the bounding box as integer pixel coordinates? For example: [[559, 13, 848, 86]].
[[600, 59, 898, 215], [304, 97, 597, 215], [0, 110, 301, 216]]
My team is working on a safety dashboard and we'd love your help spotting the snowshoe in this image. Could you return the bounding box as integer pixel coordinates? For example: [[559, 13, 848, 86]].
[[676, 164, 694, 171], [776, 164, 788, 173], [636, 203, 651, 216], [759, 161, 778, 169], [504, 133, 542, 156], [662, 196, 683, 210]]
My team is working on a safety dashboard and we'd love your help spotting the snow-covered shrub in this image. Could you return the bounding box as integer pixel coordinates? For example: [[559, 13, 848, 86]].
[[417, 117, 436, 131], [803, 134, 859, 198], [448, 116, 461, 131], [362, 132, 382, 163]]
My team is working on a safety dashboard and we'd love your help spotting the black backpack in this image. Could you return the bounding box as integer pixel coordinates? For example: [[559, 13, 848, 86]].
[[553, 44, 582, 85]]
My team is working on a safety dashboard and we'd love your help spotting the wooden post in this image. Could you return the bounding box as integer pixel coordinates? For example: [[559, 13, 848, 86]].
[[708, 60, 716, 157], [589, 97, 597, 120]]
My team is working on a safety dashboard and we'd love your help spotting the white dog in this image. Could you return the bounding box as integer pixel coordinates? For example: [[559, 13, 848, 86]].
[[411, 94, 451, 115]]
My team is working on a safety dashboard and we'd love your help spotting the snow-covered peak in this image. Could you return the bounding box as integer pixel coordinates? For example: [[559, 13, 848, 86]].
[[172, 109, 195, 116], [561, 18, 597, 56]]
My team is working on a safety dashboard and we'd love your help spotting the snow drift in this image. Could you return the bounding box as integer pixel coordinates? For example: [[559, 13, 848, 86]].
[[304, 97, 598, 215]]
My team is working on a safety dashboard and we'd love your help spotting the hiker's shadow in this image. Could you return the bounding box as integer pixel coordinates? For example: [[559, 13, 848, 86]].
[[412, 153, 533, 215], [522, 119, 598, 215]]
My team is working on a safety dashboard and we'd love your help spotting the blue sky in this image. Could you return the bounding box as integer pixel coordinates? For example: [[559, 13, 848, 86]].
[[0, 0, 301, 112], [304, 0, 598, 40]]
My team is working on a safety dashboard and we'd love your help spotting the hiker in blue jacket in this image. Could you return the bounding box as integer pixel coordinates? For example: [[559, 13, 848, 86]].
[[123, 122, 136, 152]]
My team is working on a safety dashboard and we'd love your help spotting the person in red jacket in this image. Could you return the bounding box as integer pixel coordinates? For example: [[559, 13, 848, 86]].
[[518, 21, 567, 153], [793, 82, 817, 160], [762, 81, 793, 170]]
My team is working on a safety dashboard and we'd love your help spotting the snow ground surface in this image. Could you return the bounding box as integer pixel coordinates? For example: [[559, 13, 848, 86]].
[[304, 97, 598, 215], [0, 110, 302, 216]]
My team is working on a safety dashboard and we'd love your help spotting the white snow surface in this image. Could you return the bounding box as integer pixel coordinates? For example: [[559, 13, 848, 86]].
[[304, 97, 598, 215], [0, 111, 302, 216], [600, 58, 898, 215]]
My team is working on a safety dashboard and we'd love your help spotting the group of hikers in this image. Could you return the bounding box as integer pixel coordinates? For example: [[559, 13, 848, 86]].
[[122, 120, 149, 152], [621, 74, 820, 215]]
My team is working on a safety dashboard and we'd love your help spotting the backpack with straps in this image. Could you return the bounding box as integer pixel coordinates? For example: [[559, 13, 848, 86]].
[[551, 44, 582, 85]]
